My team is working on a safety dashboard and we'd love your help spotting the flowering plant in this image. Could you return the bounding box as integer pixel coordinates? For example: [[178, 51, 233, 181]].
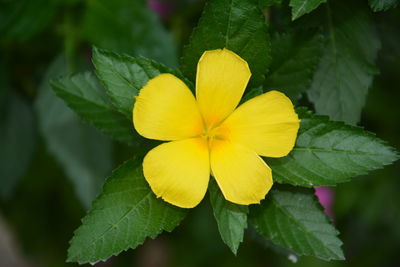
[[45, 0, 399, 264]]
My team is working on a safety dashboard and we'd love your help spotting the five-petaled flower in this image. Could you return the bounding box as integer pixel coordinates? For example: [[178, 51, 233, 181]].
[[133, 49, 300, 208]]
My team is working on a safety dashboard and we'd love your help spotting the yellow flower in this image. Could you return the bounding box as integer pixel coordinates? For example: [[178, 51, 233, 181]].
[[133, 48, 299, 208]]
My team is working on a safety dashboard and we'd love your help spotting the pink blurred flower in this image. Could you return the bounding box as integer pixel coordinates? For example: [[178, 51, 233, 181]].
[[314, 186, 335, 218], [148, 0, 173, 19]]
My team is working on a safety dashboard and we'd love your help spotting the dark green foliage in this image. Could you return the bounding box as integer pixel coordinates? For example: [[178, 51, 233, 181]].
[[67, 157, 187, 264], [250, 188, 344, 260], [51, 72, 140, 146], [290, 0, 327, 20], [241, 87, 263, 103], [0, 93, 35, 198], [181, 0, 271, 87], [1, 0, 399, 265], [35, 56, 113, 208], [82, 0, 178, 67], [369, 0, 399, 11], [0, 0, 58, 41], [264, 30, 323, 100], [308, 1, 381, 125]]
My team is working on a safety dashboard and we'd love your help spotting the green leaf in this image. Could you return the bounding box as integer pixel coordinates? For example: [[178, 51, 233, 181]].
[[67, 157, 187, 264], [307, 1, 381, 125], [248, 228, 299, 263], [181, 0, 271, 87], [369, 0, 399, 11], [82, 0, 178, 67], [0, 93, 35, 198], [265, 108, 399, 187], [92, 47, 187, 118], [35, 56, 113, 208], [264, 30, 323, 101], [0, 0, 58, 41], [290, 0, 326, 20], [250, 188, 344, 261], [209, 179, 248, 255], [51, 72, 140, 146], [241, 86, 263, 103]]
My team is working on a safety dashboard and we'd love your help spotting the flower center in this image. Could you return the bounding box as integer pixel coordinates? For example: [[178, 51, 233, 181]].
[[200, 124, 229, 147]]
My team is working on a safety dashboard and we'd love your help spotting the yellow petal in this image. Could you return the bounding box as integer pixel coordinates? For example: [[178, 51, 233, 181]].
[[210, 140, 273, 205], [143, 138, 210, 208], [133, 73, 203, 141], [220, 90, 300, 158], [196, 49, 251, 129]]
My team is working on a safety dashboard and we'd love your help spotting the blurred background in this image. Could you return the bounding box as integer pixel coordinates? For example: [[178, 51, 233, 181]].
[[0, 0, 399, 266]]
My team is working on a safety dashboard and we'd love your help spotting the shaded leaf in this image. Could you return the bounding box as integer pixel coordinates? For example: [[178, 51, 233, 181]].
[[241, 86, 263, 103], [250, 188, 344, 260], [248, 228, 300, 263], [0, 93, 35, 198], [209, 179, 248, 254], [369, 0, 399, 11], [0, 0, 58, 41], [35, 56, 113, 208], [265, 108, 399, 187], [308, 1, 381, 125], [92, 47, 187, 118], [290, 0, 326, 20], [67, 157, 187, 264], [265, 30, 323, 100], [51, 72, 140, 146], [181, 0, 271, 87], [82, 0, 178, 67]]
